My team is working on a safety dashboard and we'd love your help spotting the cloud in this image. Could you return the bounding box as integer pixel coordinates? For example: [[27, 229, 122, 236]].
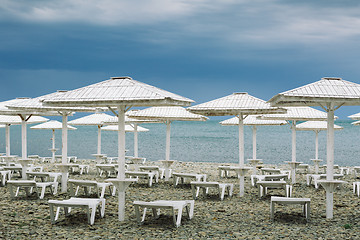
[[2, 0, 360, 46]]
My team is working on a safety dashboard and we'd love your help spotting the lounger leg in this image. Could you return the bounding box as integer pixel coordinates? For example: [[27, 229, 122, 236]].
[[190, 185, 197, 200], [229, 185, 234, 198], [306, 202, 310, 221], [90, 206, 96, 225], [99, 186, 106, 198], [15, 186, 20, 197], [220, 186, 226, 201], [100, 199, 105, 217], [134, 205, 142, 224], [175, 207, 183, 227], [40, 186, 46, 199], [49, 204, 55, 224], [149, 176, 153, 187], [142, 208, 147, 222], [270, 201, 275, 221], [202, 187, 207, 198], [55, 207, 61, 220]]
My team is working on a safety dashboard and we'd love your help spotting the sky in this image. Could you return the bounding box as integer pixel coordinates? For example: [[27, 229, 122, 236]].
[[1, 0, 360, 119]]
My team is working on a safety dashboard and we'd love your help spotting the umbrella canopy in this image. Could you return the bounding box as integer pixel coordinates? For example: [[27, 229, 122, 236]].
[[268, 77, 360, 219], [351, 120, 360, 125], [188, 92, 286, 197], [101, 125, 149, 132], [127, 106, 207, 180], [220, 115, 287, 160], [348, 112, 360, 120], [296, 121, 343, 160], [41, 76, 194, 221], [68, 112, 114, 155]]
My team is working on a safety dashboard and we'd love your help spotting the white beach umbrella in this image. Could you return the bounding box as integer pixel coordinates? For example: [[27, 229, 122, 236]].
[[127, 106, 207, 180], [188, 92, 286, 197], [31, 120, 76, 162], [68, 112, 114, 155], [41, 76, 194, 221], [220, 115, 287, 160], [269, 77, 360, 219], [351, 120, 360, 125], [6, 92, 99, 189], [296, 121, 343, 160], [260, 107, 328, 183]]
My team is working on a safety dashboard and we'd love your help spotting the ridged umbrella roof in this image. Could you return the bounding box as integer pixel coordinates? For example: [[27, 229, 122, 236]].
[[101, 125, 149, 132], [187, 92, 286, 116], [269, 77, 360, 106], [295, 121, 343, 131], [127, 106, 208, 121], [348, 112, 360, 120], [0, 98, 59, 116], [6, 91, 99, 113], [220, 115, 287, 126], [30, 120, 76, 130], [260, 107, 329, 121], [42, 76, 194, 107], [68, 113, 114, 126], [0, 115, 48, 125]]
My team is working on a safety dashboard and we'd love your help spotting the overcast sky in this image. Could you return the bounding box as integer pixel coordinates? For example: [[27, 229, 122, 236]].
[[1, 0, 360, 118]]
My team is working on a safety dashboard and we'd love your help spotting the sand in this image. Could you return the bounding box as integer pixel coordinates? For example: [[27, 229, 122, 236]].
[[1, 160, 359, 239]]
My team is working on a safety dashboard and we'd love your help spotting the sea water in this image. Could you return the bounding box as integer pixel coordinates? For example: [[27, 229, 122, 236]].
[[1, 120, 359, 166]]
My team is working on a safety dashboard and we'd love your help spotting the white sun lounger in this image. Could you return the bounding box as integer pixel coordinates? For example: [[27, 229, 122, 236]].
[[133, 200, 194, 227], [190, 181, 234, 200], [125, 171, 157, 187], [257, 180, 292, 198], [68, 179, 113, 198], [48, 197, 105, 225], [7, 180, 55, 199], [270, 196, 311, 222], [172, 172, 207, 187]]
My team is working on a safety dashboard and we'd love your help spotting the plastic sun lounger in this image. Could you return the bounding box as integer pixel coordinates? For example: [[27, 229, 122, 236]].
[[68, 179, 113, 198], [48, 197, 105, 225], [0, 170, 11, 186], [125, 171, 157, 187], [133, 200, 194, 227], [270, 196, 311, 222], [172, 173, 207, 186], [190, 181, 234, 200], [7, 180, 55, 199], [256, 180, 292, 198]]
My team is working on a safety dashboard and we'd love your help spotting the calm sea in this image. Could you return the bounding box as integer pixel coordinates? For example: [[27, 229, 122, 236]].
[[1, 120, 359, 166]]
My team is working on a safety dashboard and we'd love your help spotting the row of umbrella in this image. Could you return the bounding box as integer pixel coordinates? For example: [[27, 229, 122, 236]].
[[2, 76, 360, 222]]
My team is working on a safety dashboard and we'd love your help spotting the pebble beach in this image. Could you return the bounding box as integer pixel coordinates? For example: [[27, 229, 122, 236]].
[[1, 160, 360, 240]]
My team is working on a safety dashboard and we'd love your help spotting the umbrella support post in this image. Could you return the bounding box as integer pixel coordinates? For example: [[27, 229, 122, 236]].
[[19, 159, 32, 180], [57, 164, 72, 193], [106, 179, 136, 221], [318, 180, 347, 219], [234, 168, 250, 197], [286, 161, 301, 184]]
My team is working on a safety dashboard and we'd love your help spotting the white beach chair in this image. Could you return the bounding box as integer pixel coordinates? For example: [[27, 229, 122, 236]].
[[48, 197, 105, 225], [133, 200, 194, 227]]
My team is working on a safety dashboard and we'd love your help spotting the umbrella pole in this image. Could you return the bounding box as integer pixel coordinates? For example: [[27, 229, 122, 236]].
[[52, 129, 56, 163], [97, 125, 101, 155], [164, 120, 172, 181], [21, 117, 27, 159], [134, 124, 138, 158], [238, 115, 245, 197], [326, 103, 335, 219], [290, 120, 297, 184], [60, 113, 69, 193], [5, 124, 10, 156], [117, 105, 126, 221], [315, 130, 319, 160], [252, 126, 257, 159]]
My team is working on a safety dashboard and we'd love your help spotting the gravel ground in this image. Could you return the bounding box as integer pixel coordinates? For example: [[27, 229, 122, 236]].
[[1, 160, 360, 239]]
